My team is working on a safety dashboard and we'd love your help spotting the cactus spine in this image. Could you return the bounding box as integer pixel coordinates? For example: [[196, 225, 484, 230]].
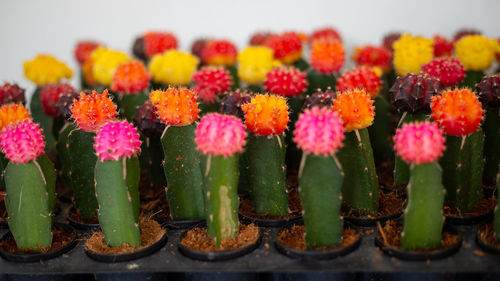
[[161, 124, 205, 220], [95, 157, 141, 247], [401, 162, 445, 250], [337, 128, 379, 214], [247, 134, 288, 216]]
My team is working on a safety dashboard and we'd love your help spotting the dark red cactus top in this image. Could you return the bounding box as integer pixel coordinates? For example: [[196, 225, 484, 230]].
[[57, 90, 82, 121], [249, 32, 274, 46], [40, 83, 76, 117], [477, 75, 500, 107], [191, 38, 209, 61], [0, 83, 26, 106], [219, 90, 253, 119], [132, 101, 166, 138], [302, 87, 337, 111], [133, 32, 178, 60], [74, 41, 100, 65], [382, 32, 402, 52], [453, 28, 482, 42], [389, 73, 441, 114]]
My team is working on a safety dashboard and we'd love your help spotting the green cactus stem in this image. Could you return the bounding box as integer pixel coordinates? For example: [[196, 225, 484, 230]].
[[226, 66, 239, 90], [440, 130, 484, 214], [401, 161, 445, 250], [140, 134, 167, 190], [285, 96, 306, 173], [306, 70, 336, 94], [67, 129, 99, 221], [247, 134, 288, 216], [201, 154, 240, 246], [4, 160, 52, 252], [299, 153, 344, 249], [56, 123, 78, 193], [95, 157, 141, 247], [119, 91, 149, 121], [293, 58, 310, 72], [461, 70, 485, 88], [368, 95, 393, 163], [36, 154, 56, 217], [198, 102, 220, 115], [394, 112, 427, 186], [482, 106, 500, 185], [160, 124, 205, 220], [30, 88, 56, 154], [238, 145, 251, 194], [337, 128, 379, 215]]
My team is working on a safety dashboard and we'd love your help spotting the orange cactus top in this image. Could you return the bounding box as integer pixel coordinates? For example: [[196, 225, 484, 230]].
[[332, 89, 375, 132], [310, 38, 345, 74], [0, 104, 31, 131], [241, 94, 289, 136], [150, 88, 199, 126], [430, 88, 484, 136], [70, 89, 118, 132]]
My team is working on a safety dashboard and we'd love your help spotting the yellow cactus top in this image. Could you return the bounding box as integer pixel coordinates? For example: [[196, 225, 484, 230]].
[[393, 34, 434, 76], [23, 54, 73, 86], [237, 46, 281, 85], [148, 50, 199, 85], [91, 47, 131, 86], [455, 35, 500, 71]]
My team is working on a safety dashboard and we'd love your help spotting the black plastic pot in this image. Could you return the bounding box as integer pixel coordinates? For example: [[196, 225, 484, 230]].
[[84, 230, 168, 262], [476, 223, 500, 255], [67, 207, 99, 231], [375, 221, 462, 261], [178, 225, 262, 261], [343, 188, 405, 227], [239, 212, 302, 228], [160, 218, 205, 230], [274, 221, 361, 260], [0, 223, 77, 263], [445, 211, 493, 226]]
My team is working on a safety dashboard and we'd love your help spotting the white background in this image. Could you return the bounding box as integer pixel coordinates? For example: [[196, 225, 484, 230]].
[[1, 0, 499, 97]]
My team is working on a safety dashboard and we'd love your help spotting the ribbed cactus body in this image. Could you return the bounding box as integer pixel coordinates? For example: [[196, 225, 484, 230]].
[[201, 154, 239, 246], [394, 113, 427, 186], [461, 70, 484, 88], [306, 70, 336, 94], [56, 123, 78, 192], [368, 95, 393, 163], [299, 154, 344, 249], [401, 162, 444, 250], [226, 66, 239, 90], [247, 134, 288, 216], [36, 154, 56, 218], [440, 130, 484, 213], [120, 91, 149, 121], [482, 107, 500, 184], [160, 124, 205, 220], [4, 160, 52, 252], [337, 128, 379, 215], [95, 157, 141, 247], [67, 129, 99, 220], [30, 88, 56, 152], [143, 134, 167, 189]]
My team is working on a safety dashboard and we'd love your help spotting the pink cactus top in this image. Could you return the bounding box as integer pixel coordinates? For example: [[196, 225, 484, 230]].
[[94, 120, 141, 161], [0, 120, 45, 164], [294, 107, 344, 155], [195, 113, 247, 157], [394, 121, 445, 164]]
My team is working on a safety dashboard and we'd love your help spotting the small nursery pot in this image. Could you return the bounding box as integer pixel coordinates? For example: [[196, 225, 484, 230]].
[[178, 224, 262, 262], [374, 220, 462, 261], [476, 223, 500, 255], [275, 221, 362, 260], [67, 207, 99, 231], [444, 195, 496, 226], [0, 223, 77, 262], [161, 218, 206, 230], [84, 230, 168, 263], [343, 188, 405, 227], [239, 212, 302, 228]]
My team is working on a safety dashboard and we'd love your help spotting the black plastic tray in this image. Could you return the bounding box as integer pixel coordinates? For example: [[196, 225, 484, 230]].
[[0, 202, 499, 281]]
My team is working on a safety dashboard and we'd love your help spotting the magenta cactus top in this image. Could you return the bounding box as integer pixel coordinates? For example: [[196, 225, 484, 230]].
[[294, 107, 344, 155], [0, 120, 45, 164], [393, 121, 445, 164], [94, 120, 141, 161], [195, 113, 247, 157]]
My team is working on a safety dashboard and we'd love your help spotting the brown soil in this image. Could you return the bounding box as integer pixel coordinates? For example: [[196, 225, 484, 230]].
[[85, 218, 165, 255], [477, 223, 500, 248], [0, 225, 75, 254], [341, 190, 405, 218], [69, 208, 99, 224], [239, 188, 302, 220], [140, 194, 172, 222], [377, 159, 395, 189], [377, 220, 459, 251], [181, 223, 259, 252], [277, 225, 358, 251], [443, 196, 497, 217]]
